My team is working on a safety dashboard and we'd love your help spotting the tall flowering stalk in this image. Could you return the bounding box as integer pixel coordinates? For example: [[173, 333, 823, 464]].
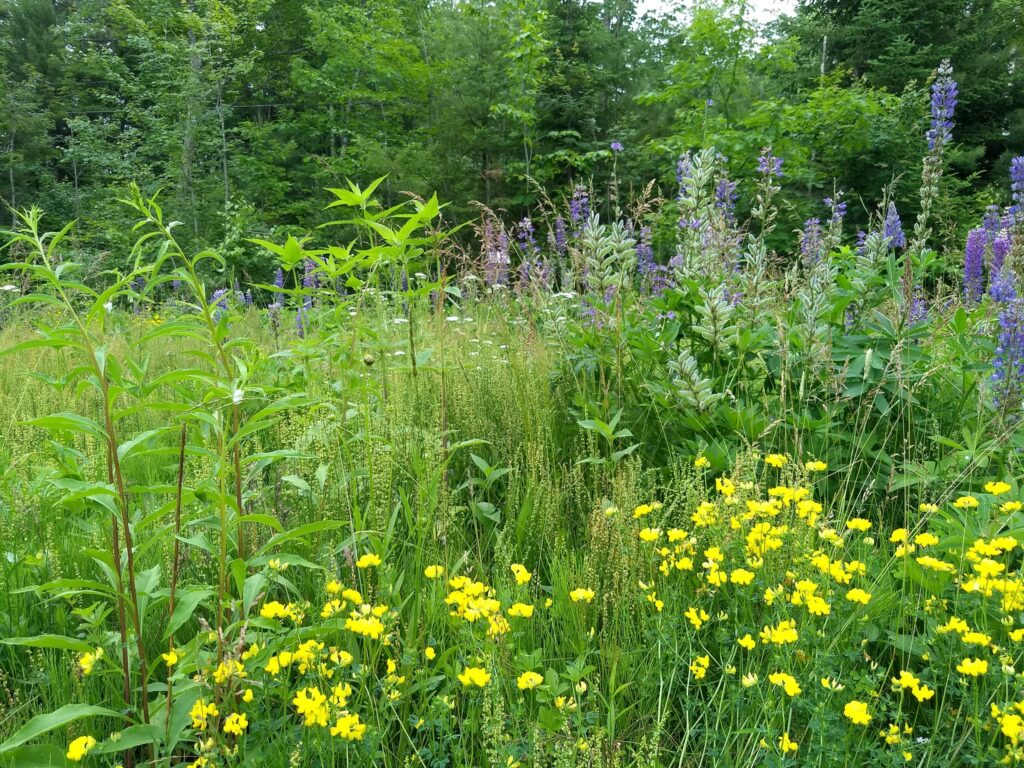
[[992, 297, 1024, 417], [963, 228, 985, 304], [883, 203, 906, 249], [910, 60, 957, 256]]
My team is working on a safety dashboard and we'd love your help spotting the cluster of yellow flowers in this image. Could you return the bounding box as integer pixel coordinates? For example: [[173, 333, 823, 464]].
[[61, 456, 1024, 764]]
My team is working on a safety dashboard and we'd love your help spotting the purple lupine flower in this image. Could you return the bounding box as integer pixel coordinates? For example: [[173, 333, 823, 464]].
[[211, 288, 229, 321], [243, 290, 253, 306], [171, 278, 181, 292], [302, 258, 317, 290], [650, 264, 673, 296], [635, 227, 655, 276], [569, 186, 590, 225], [926, 60, 957, 151], [715, 177, 738, 225], [991, 297, 1024, 413], [991, 236, 1011, 279], [963, 228, 985, 304], [824, 193, 847, 227], [553, 217, 568, 257], [676, 153, 692, 189], [295, 305, 306, 338], [269, 267, 284, 311], [484, 227, 510, 288], [991, 268, 1018, 304], [883, 203, 906, 248], [909, 286, 928, 324], [799, 218, 823, 266], [983, 205, 1003, 241], [1011, 156, 1024, 220], [517, 217, 540, 256], [757, 149, 783, 178], [610, 141, 624, 152], [518, 259, 550, 292]]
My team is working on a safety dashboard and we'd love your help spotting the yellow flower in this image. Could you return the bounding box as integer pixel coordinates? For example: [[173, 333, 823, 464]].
[[162, 649, 179, 667], [729, 568, 755, 585], [356, 552, 382, 569], [689, 655, 710, 680], [805, 460, 827, 472], [768, 672, 801, 697], [78, 648, 103, 676], [189, 698, 219, 730], [846, 518, 872, 532], [570, 587, 595, 603], [778, 732, 798, 754], [633, 503, 654, 518], [985, 481, 1012, 496], [741, 672, 758, 687], [999, 713, 1024, 745], [510, 563, 532, 585], [844, 700, 872, 726], [694, 455, 710, 469], [293, 687, 330, 727], [223, 712, 248, 736], [685, 606, 710, 630], [330, 713, 367, 741], [845, 588, 872, 605], [639, 527, 662, 542], [955, 657, 988, 677], [517, 671, 544, 690], [737, 634, 756, 651], [458, 666, 491, 688], [66, 736, 97, 762], [425, 646, 436, 660], [820, 677, 845, 691], [242, 688, 254, 703], [1001, 501, 1023, 513], [424, 565, 445, 579], [509, 602, 534, 618], [765, 453, 788, 468], [953, 495, 979, 510], [890, 528, 908, 543], [212, 659, 246, 685], [913, 532, 939, 547], [268, 557, 288, 571], [326, 579, 342, 594], [910, 684, 935, 702], [760, 619, 798, 646]]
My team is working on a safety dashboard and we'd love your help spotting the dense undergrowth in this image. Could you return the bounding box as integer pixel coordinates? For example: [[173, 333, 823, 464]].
[[0, 61, 1023, 767]]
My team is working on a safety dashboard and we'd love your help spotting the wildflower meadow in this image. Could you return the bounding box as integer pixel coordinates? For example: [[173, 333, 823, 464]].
[[1, 4, 1024, 764]]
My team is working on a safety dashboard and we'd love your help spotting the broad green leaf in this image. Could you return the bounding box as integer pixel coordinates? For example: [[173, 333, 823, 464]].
[[0, 705, 122, 754]]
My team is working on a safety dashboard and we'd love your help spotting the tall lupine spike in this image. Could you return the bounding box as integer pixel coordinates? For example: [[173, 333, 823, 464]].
[[883, 203, 906, 249], [991, 296, 1024, 416], [911, 60, 957, 256], [963, 228, 985, 305]]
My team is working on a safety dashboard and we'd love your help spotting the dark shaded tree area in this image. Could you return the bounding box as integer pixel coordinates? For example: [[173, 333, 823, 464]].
[[0, 0, 1021, 278]]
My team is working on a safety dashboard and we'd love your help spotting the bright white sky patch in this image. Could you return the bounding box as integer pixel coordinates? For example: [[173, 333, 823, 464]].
[[636, 0, 798, 25]]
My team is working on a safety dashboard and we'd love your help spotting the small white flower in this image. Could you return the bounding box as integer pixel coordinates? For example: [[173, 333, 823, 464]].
[[446, 316, 460, 322], [0, 284, 18, 292], [414, 272, 427, 280], [232, 388, 244, 404], [104, 301, 114, 312], [393, 318, 409, 325]]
